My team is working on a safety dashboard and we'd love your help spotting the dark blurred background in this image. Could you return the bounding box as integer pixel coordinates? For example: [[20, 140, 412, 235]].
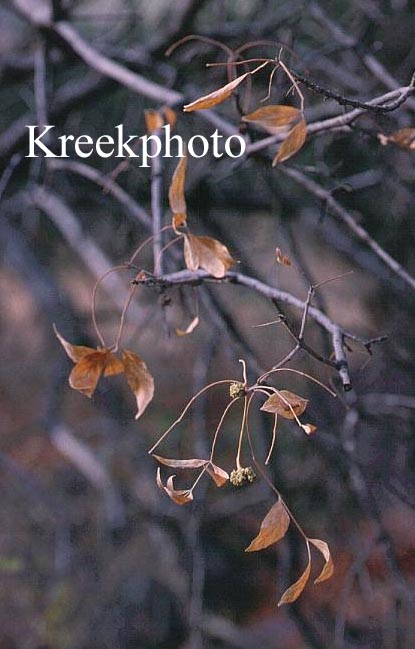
[[1, 1, 415, 648]]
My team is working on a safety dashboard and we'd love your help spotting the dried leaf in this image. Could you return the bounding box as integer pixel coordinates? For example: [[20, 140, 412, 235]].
[[275, 247, 292, 266], [301, 423, 317, 435], [206, 462, 229, 487], [152, 455, 208, 469], [156, 468, 193, 505], [242, 105, 300, 134], [103, 355, 125, 377], [273, 118, 307, 166], [176, 316, 200, 337], [144, 108, 164, 133], [309, 538, 334, 584], [379, 127, 415, 150], [68, 350, 110, 398], [54, 325, 95, 363], [245, 498, 290, 552], [121, 349, 154, 419], [278, 557, 311, 606], [261, 390, 308, 419], [173, 213, 187, 230], [169, 154, 187, 222], [184, 233, 235, 278], [162, 105, 177, 129], [183, 71, 250, 112]]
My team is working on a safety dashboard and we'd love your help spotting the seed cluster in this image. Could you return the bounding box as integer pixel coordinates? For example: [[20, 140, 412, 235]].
[[230, 466, 256, 486], [229, 382, 246, 399]]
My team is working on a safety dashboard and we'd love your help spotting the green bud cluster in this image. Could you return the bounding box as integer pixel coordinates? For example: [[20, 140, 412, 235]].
[[229, 382, 246, 399], [230, 466, 256, 487]]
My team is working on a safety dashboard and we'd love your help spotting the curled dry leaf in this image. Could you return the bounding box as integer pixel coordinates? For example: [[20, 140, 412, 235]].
[[183, 71, 251, 112], [156, 468, 193, 505], [278, 556, 311, 606], [273, 118, 307, 166], [54, 327, 154, 418], [152, 455, 208, 469], [183, 233, 235, 278], [176, 315, 199, 337], [121, 350, 155, 420], [242, 105, 300, 134], [206, 462, 229, 487], [169, 153, 188, 227], [261, 390, 308, 419], [309, 538, 334, 584], [245, 498, 290, 552], [275, 247, 292, 266]]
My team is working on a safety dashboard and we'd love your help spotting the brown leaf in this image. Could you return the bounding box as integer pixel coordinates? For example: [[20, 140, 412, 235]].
[[176, 316, 199, 337], [309, 538, 334, 584], [156, 468, 193, 505], [162, 105, 177, 129], [245, 498, 290, 552], [206, 462, 229, 487], [275, 247, 291, 266], [183, 233, 235, 278], [183, 71, 251, 112], [173, 213, 187, 230], [121, 349, 154, 419], [261, 390, 308, 419], [169, 154, 188, 224], [69, 350, 111, 398], [278, 557, 311, 606], [103, 355, 125, 377], [54, 325, 96, 363], [273, 118, 307, 166], [144, 109, 164, 133], [301, 423, 317, 435], [242, 105, 300, 134], [152, 455, 208, 469], [380, 127, 415, 150]]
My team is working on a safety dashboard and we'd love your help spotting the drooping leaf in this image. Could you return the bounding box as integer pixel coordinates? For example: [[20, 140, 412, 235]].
[[206, 462, 229, 487], [169, 154, 188, 226], [273, 118, 307, 166], [275, 247, 292, 266], [121, 349, 154, 419], [183, 71, 251, 112], [183, 233, 235, 278], [152, 455, 208, 469], [156, 468, 193, 505], [261, 390, 308, 419], [176, 316, 200, 337], [144, 108, 164, 133], [309, 538, 334, 584], [242, 105, 300, 134], [68, 350, 111, 398], [245, 498, 290, 552], [278, 555, 311, 606], [54, 325, 95, 363]]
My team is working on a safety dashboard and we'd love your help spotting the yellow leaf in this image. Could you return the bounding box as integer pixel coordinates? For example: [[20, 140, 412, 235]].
[[245, 498, 290, 552], [169, 153, 188, 222], [183, 233, 235, 278], [273, 118, 307, 166], [121, 349, 154, 419], [309, 538, 334, 584], [183, 71, 251, 112], [278, 555, 311, 606], [242, 105, 300, 134], [261, 390, 308, 419]]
